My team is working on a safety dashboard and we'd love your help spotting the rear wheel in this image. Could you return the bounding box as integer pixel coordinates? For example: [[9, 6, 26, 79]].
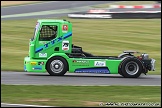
[[120, 58, 143, 78], [46, 56, 68, 76]]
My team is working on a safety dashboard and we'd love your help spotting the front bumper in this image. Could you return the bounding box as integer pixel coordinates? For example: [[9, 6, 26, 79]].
[[142, 58, 156, 72], [24, 56, 47, 73], [150, 59, 156, 71]]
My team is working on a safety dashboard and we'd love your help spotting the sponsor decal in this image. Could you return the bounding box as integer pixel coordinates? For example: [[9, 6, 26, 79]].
[[32, 66, 42, 70], [62, 40, 69, 51], [72, 60, 89, 66], [39, 53, 47, 57], [62, 25, 68, 33], [74, 67, 110, 73], [30, 62, 37, 65], [38, 62, 44, 65], [39, 41, 46, 44], [94, 61, 106, 66]]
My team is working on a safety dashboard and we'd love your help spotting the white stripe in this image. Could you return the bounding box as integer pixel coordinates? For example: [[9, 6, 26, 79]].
[[68, 14, 112, 18], [140, 85, 161, 86], [3, 84, 161, 86], [125, 6, 134, 8], [144, 5, 154, 8], [1, 103, 55, 107]]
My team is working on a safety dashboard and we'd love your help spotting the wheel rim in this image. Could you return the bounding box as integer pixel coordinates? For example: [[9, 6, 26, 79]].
[[50, 60, 64, 73], [125, 61, 139, 75]]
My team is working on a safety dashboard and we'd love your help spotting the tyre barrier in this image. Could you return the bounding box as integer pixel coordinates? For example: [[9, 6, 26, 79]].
[[68, 12, 161, 19]]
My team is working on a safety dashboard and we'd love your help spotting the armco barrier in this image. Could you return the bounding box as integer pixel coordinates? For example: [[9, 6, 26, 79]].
[[68, 12, 161, 19], [68, 14, 112, 19]]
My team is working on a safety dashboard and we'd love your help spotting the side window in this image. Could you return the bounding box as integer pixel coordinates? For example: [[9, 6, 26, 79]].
[[39, 25, 57, 41]]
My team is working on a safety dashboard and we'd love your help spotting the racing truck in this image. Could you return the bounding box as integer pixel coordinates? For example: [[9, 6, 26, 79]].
[[24, 19, 156, 78]]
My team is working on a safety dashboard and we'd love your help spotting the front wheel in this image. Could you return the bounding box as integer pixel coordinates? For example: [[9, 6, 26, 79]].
[[46, 56, 68, 76], [120, 58, 143, 78]]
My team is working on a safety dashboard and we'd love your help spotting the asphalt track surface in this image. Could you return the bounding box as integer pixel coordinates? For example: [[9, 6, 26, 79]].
[[1, 1, 161, 20], [1, 71, 161, 86], [1, 72, 160, 107], [2, 1, 117, 15], [1, 1, 116, 20]]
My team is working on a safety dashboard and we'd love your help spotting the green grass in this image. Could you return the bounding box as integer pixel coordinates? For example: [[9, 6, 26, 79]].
[[1, 18, 161, 74], [1, 84, 161, 107]]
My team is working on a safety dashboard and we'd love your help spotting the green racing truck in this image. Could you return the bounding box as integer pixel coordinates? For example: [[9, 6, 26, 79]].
[[24, 19, 156, 78]]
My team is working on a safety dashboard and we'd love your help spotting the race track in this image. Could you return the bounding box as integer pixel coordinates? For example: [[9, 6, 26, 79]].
[[1, 1, 116, 20], [1, 1, 161, 86], [2, 1, 160, 20], [1, 71, 161, 86], [1, 1, 161, 107]]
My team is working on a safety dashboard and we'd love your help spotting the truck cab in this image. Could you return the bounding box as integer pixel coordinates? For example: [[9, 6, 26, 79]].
[[24, 19, 72, 72], [29, 19, 72, 59]]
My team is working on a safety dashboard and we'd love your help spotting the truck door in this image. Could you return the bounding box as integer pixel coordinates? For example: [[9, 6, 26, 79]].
[[35, 23, 59, 58]]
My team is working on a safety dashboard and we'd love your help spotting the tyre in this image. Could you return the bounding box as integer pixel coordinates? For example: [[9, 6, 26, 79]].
[[120, 58, 143, 78], [46, 56, 68, 76]]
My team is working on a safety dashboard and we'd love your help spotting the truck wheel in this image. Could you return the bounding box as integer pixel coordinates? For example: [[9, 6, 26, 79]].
[[120, 58, 143, 78], [46, 56, 68, 76]]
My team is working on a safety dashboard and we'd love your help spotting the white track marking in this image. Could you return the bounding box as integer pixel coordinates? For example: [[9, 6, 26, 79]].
[[1, 103, 55, 107]]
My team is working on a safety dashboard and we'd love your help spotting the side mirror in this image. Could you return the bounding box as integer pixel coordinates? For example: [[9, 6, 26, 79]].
[[30, 38, 32, 41]]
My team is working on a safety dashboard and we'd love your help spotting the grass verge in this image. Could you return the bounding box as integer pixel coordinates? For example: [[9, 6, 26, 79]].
[[1, 18, 161, 74], [1, 1, 44, 7], [1, 84, 161, 107]]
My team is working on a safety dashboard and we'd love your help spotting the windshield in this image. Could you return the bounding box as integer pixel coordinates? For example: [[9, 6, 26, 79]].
[[31, 22, 40, 41]]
